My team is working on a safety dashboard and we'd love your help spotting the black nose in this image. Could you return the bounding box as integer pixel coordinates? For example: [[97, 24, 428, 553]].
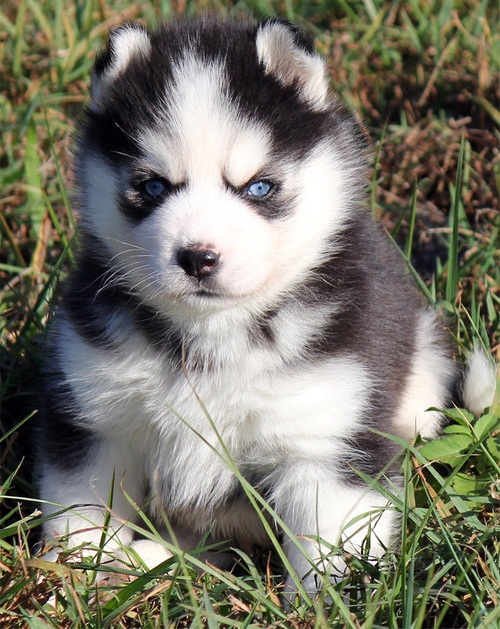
[[177, 247, 220, 279]]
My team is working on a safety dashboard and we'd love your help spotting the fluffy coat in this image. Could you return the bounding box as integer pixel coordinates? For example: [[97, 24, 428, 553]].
[[39, 16, 473, 593]]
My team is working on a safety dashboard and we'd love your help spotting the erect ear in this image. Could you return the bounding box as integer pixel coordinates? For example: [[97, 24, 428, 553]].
[[90, 23, 151, 108], [256, 19, 328, 109]]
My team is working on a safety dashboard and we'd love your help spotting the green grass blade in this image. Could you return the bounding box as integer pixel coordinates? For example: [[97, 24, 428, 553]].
[[445, 135, 465, 304]]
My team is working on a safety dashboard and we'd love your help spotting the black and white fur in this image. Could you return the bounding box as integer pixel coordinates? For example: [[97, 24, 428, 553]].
[[38, 16, 495, 594]]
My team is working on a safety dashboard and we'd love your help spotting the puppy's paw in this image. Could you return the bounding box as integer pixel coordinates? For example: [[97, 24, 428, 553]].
[[127, 539, 173, 570], [93, 540, 173, 590]]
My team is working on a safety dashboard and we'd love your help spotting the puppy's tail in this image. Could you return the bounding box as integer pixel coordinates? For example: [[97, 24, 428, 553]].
[[461, 345, 498, 417]]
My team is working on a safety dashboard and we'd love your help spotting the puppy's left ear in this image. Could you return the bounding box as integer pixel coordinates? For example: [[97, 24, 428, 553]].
[[256, 19, 328, 109], [90, 23, 151, 108]]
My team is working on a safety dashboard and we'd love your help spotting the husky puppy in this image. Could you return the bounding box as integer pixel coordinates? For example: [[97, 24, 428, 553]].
[[38, 16, 492, 593]]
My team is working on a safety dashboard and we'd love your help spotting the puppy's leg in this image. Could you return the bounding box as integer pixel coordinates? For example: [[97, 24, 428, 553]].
[[272, 463, 395, 596], [40, 439, 145, 562]]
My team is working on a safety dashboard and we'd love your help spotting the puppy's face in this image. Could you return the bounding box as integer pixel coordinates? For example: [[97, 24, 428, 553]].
[[78, 19, 363, 317]]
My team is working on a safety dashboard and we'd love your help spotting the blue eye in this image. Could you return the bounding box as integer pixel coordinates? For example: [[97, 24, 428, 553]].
[[142, 179, 167, 199], [245, 180, 273, 199]]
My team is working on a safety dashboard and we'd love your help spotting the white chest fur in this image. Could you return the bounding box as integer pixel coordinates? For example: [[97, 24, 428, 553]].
[[57, 310, 372, 527]]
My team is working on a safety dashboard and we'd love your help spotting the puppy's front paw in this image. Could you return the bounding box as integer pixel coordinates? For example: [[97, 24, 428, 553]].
[[94, 539, 173, 588], [127, 539, 173, 570]]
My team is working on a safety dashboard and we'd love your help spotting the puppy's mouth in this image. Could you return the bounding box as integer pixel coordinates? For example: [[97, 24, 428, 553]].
[[170, 273, 256, 304], [182, 275, 224, 298], [182, 282, 252, 303], [194, 287, 225, 298]]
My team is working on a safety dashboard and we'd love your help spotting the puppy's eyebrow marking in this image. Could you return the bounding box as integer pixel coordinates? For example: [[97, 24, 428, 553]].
[[223, 125, 271, 188]]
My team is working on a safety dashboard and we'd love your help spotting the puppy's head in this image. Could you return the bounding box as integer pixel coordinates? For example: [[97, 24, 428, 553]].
[[77, 17, 365, 319]]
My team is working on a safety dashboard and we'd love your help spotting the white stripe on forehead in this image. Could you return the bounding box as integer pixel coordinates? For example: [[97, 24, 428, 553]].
[[138, 54, 271, 186]]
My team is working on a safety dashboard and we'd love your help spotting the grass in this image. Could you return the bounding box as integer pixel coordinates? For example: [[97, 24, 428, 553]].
[[1, 0, 499, 626]]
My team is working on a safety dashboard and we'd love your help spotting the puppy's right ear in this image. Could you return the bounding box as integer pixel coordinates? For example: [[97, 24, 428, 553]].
[[90, 23, 151, 108], [256, 18, 328, 110]]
